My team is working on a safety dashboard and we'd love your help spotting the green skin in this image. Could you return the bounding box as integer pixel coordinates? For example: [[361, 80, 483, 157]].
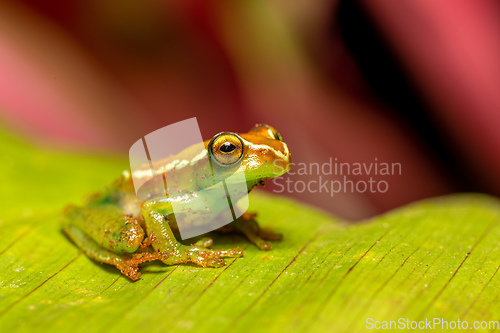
[[61, 124, 291, 280]]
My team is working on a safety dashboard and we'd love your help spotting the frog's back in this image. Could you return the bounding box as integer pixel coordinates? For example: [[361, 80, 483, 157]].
[[89, 142, 209, 217], [85, 172, 144, 217]]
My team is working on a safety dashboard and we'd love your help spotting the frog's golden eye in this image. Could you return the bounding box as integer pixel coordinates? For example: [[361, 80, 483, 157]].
[[209, 132, 244, 165], [251, 124, 283, 141]]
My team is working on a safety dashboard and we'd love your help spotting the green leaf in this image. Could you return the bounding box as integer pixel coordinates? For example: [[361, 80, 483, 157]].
[[2, 127, 500, 332]]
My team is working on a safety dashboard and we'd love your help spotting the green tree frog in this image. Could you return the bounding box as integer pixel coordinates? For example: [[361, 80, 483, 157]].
[[61, 124, 291, 280]]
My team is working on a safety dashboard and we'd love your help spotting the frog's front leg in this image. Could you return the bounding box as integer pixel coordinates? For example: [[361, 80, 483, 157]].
[[141, 200, 243, 267], [221, 212, 283, 251]]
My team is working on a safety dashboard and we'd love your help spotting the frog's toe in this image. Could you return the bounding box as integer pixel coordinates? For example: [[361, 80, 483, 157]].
[[255, 240, 273, 251], [205, 256, 226, 268], [117, 262, 141, 281], [191, 252, 226, 268], [232, 218, 281, 250], [258, 229, 283, 241], [217, 246, 244, 258], [184, 245, 243, 268], [194, 237, 214, 248], [242, 212, 258, 220]]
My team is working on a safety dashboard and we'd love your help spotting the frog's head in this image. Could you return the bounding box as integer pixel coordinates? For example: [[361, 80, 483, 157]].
[[205, 124, 291, 189]]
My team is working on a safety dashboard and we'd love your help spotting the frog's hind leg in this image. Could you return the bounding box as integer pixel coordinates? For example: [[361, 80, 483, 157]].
[[62, 223, 142, 280], [61, 205, 161, 280]]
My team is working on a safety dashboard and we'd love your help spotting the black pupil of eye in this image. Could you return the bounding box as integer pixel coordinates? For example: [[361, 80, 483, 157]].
[[220, 142, 236, 153]]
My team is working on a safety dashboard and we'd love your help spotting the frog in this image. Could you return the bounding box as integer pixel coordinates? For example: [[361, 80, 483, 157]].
[[61, 124, 291, 280]]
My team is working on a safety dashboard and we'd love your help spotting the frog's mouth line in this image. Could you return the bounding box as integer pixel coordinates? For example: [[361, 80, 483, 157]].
[[246, 179, 266, 193]]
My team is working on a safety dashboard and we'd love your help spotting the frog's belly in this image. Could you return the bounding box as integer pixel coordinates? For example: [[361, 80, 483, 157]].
[[167, 190, 247, 240]]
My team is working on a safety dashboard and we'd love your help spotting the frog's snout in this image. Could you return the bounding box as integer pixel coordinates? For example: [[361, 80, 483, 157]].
[[283, 142, 292, 164], [269, 141, 291, 176], [272, 154, 291, 176]]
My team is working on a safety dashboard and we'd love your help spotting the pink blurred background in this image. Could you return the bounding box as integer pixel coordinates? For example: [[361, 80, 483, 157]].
[[1, 0, 499, 220]]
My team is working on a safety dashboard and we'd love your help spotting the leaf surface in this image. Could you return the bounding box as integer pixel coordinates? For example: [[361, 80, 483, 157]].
[[1, 129, 500, 332]]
